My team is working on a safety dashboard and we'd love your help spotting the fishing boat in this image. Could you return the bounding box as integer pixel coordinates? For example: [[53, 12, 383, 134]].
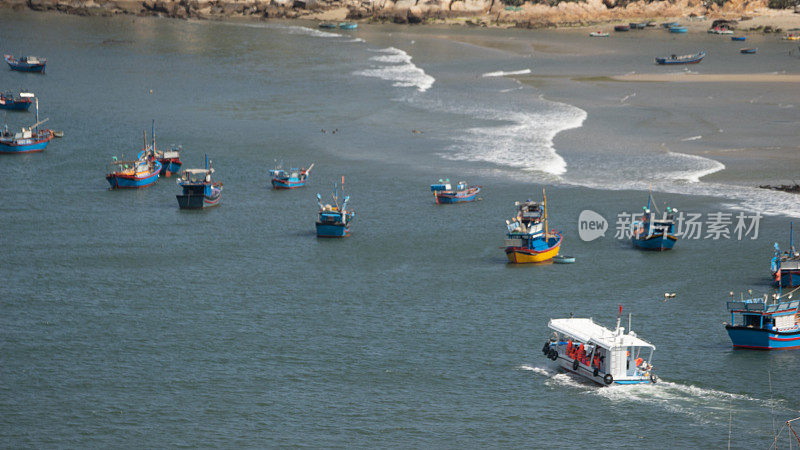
[[270, 162, 313, 189], [4, 54, 46, 73], [614, 25, 630, 32], [176, 157, 222, 209], [731, 36, 746, 41], [338, 22, 357, 29], [629, 22, 647, 29], [315, 177, 354, 238], [655, 51, 706, 65], [590, 31, 610, 37], [771, 223, 800, 287], [710, 27, 734, 35], [724, 292, 800, 350], [430, 179, 481, 204], [782, 33, 800, 41], [661, 21, 680, 28], [542, 306, 658, 385], [669, 26, 688, 33], [631, 193, 677, 251], [503, 190, 562, 264], [0, 91, 32, 111], [740, 48, 757, 54], [141, 121, 181, 176], [105, 130, 161, 189], [0, 98, 54, 154], [318, 22, 337, 29]]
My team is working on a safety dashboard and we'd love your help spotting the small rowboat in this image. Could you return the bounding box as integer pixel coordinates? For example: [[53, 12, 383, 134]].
[[731, 36, 746, 41], [662, 21, 680, 28], [318, 22, 337, 29], [4, 54, 46, 73], [338, 22, 357, 30], [553, 255, 576, 264], [669, 26, 687, 33], [655, 51, 706, 65], [740, 48, 757, 54], [614, 25, 630, 32], [590, 31, 610, 37]]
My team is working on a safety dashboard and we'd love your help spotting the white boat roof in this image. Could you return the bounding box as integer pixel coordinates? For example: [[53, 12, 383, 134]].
[[184, 168, 213, 174], [548, 318, 655, 350]]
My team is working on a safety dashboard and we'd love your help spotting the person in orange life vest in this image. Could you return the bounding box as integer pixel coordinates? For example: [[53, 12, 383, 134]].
[[567, 339, 573, 357], [593, 352, 601, 369], [577, 343, 585, 362], [635, 357, 644, 369]]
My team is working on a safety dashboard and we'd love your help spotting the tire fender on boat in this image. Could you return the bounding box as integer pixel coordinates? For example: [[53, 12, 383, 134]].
[[542, 342, 550, 355], [548, 349, 558, 361], [604, 374, 613, 385], [572, 359, 579, 370], [593, 368, 599, 377], [650, 374, 658, 384]]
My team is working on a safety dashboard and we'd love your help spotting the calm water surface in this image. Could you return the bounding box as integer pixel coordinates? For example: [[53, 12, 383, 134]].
[[1, 11, 799, 447]]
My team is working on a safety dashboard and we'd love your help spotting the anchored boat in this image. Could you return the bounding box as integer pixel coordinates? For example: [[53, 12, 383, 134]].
[[430, 179, 481, 204], [0, 91, 32, 111], [740, 48, 757, 54], [4, 54, 46, 73], [339, 22, 357, 29], [270, 162, 313, 189], [725, 292, 800, 350], [589, 31, 609, 37], [504, 190, 562, 263], [631, 193, 677, 251], [316, 177, 354, 238], [542, 307, 658, 385], [106, 130, 161, 189], [771, 223, 800, 287], [655, 51, 706, 65], [176, 157, 221, 209], [0, 98, 54, 154]]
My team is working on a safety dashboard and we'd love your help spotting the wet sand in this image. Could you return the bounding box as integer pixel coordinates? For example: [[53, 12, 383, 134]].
[[612, 72, 800, 82]]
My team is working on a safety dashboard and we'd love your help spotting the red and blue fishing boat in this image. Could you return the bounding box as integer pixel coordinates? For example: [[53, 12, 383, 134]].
[[176, 156, 221, 209], [143, 121, 182, 176], [631, 193, 677, 251], [0, 92, 33, 111], [0, 98, 54, 154], [106, 130, 161, 189], [655, 51, 706, 65], [725, 292, 800, 350], [316, 177, 354, 238], [504, 190, 562, 264], [771, 223, 800, 287], [270, 161, 313, 189], [430, 179, 481, 204], [4, 54, 46, 73]]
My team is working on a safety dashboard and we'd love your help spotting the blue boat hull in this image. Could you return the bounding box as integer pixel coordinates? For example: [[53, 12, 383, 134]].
[[0, 101, 31, 111], [0, 139, 50, 153], [726, 325, 800, 350], [669, 27, 687, 33], [316, 222, 349, 237], [272, 178, 307, 189], [632, 234, 677, 251], [177, 191, 221, 209], [436, 193, 478, 204], [160, 160, 182, 176], [106, 172, 160, 189]]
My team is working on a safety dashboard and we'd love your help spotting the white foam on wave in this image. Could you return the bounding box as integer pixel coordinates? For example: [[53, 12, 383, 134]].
[[354, 47, 435, 92], [439, 97, 586, 176], [482, 69, 531, 78], [280, 24, 342, 38], [662, 151, 726, 183], [681, 135, 703, 141]]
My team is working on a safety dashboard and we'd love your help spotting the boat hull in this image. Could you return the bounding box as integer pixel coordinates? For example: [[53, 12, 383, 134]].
[[176, 191, 221, 209], [435, 192, 479, 204], [553, 353, 654, 385], [159, 158, 182, 176], [725, 325, 800, 350], [106, 161, 161, 189], [632, 233, 677, 251], [505, 234, 562, 263], [272, 178, 307, 189], [0, 138, 50, 153], [316, 222, 350, 237], [0, 100, 32, 111], [5, 56, 45, 73]]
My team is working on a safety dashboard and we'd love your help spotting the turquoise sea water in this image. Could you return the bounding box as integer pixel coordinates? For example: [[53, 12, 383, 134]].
[[1, 12, 799, 446]]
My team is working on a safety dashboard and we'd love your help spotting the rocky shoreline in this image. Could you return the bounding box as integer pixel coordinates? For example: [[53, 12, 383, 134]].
[[1, 0, 798, 29]]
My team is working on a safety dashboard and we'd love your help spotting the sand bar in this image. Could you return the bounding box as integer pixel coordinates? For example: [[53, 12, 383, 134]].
[[612, 73, 800, 83]]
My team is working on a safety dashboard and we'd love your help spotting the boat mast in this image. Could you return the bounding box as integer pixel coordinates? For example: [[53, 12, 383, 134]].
[[151, 119, 155, 153], [791, 222, 794, 254], [543, 188, 548, 237]]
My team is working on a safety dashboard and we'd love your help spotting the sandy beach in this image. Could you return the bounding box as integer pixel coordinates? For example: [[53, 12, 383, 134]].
[[612, 72, 800, 82]]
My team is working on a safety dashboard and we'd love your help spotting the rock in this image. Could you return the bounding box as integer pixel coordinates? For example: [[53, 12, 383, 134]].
[[407, 5, 422, 22]]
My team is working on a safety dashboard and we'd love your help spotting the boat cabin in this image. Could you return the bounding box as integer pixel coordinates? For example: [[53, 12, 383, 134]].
[[633, 208, 675, 237], [546, 318, 656, 385], [727, 297, 800, 332]]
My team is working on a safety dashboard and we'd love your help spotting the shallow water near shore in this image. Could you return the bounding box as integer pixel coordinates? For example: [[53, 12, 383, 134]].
[[1, 11, 800, 447]]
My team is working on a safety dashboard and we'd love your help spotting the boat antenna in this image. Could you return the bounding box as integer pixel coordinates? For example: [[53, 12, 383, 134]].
[[333, 181, 339, 209], [143, 130, 147, 152], [791, 222, 795, 254], [543, 188, 548, 237], [205, 153, 208, 170], [151, 119, 156, 153], [628, 312, 632, 333], [616, 304, 622, 331], [34, 98, 39, 132]]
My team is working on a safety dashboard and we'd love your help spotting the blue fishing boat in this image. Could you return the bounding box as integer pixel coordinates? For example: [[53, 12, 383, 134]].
[[0, 91, 32, 111], [655, 51, 706, 65], [141, 121, 181, 176], [270, 162, 313, 189], [725, 293, 800, 350], [338, 22, 357, 29], [740, 48, 757, 54], [731, 36, 747, 41], [315, 178, 354, 238], [105, 130, 161, 189], [669, 26, 688, 33], [614, 25, 630, 32], [771, 223, 800, 287], [318, 22, 337, 29], [661, 21, 680, 28], [631, 193, 677, 251], [0, 98, 54, 154], [430, 179, 481, 204], [4, 54, 46, 73], [504, 191, 562, 264], [176, 157, 221, 209]]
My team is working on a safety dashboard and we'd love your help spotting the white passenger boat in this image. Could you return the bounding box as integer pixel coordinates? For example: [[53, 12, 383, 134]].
[[541, 312, 657, 385]]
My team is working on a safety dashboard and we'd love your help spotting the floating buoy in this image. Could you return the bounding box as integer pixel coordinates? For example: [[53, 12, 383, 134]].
[[553, 255, 576, 264]]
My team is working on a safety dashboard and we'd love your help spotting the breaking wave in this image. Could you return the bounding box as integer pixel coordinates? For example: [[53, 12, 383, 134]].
[[353, 47, 435, 92], [482, 69, 531, 77]]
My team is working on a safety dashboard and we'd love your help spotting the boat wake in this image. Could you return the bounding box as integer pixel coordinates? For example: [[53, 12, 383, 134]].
[[353, 47, 435, 92], [482, 69, 531, 78]]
